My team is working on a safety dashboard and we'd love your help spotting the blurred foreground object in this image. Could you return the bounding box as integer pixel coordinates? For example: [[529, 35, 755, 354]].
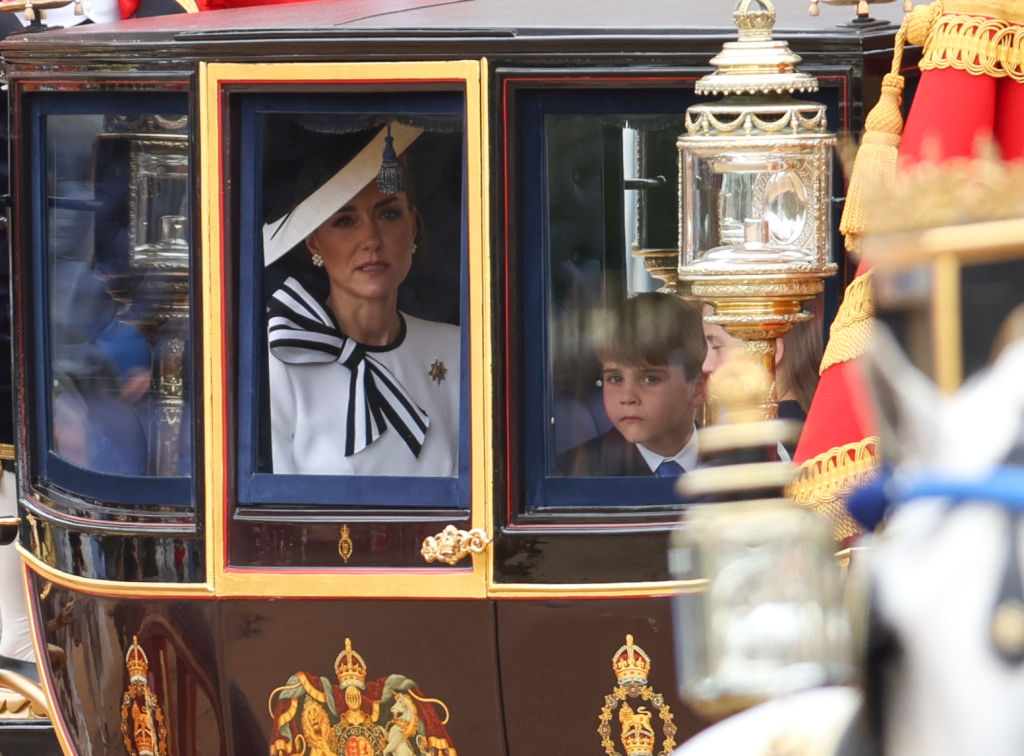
[[673, 149, 1024, 756], [791, 0, 1024, 544], [669, 357, 852, 721]]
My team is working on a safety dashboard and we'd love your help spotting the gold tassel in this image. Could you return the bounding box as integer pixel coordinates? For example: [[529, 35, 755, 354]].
[[74, 0, 83, 13], [839, 25, 908, 255], [839, 2, 944, 254], [23, 0, 34, 20], [857, 0, 869, 14], [809, 0, 819, 16], [904, 0, 913, 10]]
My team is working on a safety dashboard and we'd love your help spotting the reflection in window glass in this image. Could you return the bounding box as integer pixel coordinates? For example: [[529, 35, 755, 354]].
[[545, 113, 696, 467], [47, 113, 192, 477], [258, 112, 463, 478], [543, 111, 825, 474], [699, 300, 823, 454]]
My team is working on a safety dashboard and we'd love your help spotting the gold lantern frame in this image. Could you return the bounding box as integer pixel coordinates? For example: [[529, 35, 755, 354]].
[[676, 0, 837, 413]]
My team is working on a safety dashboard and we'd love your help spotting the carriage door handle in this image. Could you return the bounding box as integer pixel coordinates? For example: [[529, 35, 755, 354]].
[[421, 525, 491, 565]]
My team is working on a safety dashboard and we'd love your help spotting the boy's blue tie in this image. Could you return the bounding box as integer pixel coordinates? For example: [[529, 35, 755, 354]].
[[656, 460, 685, 477]]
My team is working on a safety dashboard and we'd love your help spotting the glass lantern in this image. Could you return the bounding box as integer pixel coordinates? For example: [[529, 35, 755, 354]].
[[668, 372, 853, 719], [676, 0, 837, 415], [682, 146, 832, 270], [675, 0, 835, 274], [670, 500, 853, 718], [679, 0, 835, 276]]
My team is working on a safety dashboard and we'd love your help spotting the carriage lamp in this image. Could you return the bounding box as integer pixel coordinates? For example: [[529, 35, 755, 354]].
[[669, 359, 852, 719], [677, 0, 837, 416], [98, 125, 191, 476]]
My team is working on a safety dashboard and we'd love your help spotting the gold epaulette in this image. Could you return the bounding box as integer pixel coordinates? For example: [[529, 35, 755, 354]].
[[0, 444, 13, 462], [787, 437, 880, 543], [912, 0, 1024, 83], [819, 269, 874, 374]]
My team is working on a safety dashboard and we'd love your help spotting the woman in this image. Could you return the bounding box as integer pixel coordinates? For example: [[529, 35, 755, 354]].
[[263, 123, 460, 476]]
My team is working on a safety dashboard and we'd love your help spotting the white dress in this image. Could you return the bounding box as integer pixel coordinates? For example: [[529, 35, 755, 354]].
[[268, 277, 460, 476]]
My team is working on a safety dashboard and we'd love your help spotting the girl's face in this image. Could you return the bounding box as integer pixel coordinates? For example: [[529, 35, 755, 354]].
[[305, 180, 417, 306], [701, 305, 743, 375]]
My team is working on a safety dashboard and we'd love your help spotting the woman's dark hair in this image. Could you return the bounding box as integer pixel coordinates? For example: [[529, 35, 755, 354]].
[[263, 125, 425, 266]]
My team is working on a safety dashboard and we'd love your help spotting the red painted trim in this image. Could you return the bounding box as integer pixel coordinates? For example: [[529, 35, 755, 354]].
[[217, 78, 465, 86], [503, 521, 676, 531], [19, 495, 192, 531], [222, 566, 470, 575]]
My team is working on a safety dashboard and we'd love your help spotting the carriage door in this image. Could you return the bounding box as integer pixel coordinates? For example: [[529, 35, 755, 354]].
[[202, 61, 505, 754]]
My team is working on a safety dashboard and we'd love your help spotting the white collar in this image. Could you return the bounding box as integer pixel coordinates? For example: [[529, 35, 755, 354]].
[[637, 425, 699, 474]]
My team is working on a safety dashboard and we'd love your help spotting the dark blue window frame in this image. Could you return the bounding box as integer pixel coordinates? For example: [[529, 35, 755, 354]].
[[517, 85, 844, 512], [235, 91, 471, 509], [29, 92, 192, 508], [518, 87, 698, 511]]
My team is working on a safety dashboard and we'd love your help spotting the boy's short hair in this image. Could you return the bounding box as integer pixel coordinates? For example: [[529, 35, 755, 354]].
[[595, 292, 706, 381]]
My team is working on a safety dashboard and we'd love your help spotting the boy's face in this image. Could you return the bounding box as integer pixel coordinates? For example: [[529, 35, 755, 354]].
[[601, 360, 707, 458]]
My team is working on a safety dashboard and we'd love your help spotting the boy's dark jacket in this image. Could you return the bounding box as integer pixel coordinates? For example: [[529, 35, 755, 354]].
[[555, 429, 652, 477]]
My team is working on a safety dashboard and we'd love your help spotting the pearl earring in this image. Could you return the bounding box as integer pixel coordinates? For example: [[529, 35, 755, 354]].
[[410, 243, 417, 256], [311, 253, 324, 268]]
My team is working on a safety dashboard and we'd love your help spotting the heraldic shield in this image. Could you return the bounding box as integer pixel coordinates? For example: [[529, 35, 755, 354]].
[[268, 637, 457, 756], [598, 635, 676, 756]]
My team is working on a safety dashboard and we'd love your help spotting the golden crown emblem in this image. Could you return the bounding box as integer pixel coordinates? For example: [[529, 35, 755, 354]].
[[612, 634, 651, 686], [621, 727, 656, 756], [125, 635, 150, 686], [133, 706, 156, 755], [334, 637, 368, 689]]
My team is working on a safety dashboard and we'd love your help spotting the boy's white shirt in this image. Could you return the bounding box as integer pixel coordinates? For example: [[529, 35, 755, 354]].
[[637, 424, 699, 473]]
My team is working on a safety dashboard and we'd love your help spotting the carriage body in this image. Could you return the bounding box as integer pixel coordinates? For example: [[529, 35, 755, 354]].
[[0, 2, 908, 753]]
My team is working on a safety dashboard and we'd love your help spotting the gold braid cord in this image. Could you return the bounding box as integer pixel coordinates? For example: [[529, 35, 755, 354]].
[[787, 437, 880, 543], [839, 21, 908, 254], [913, 0, 1024, 83], [819, 269, 874, 374]]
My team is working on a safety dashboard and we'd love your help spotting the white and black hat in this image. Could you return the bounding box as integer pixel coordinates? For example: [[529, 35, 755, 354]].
[[262, 121, 423, 266]]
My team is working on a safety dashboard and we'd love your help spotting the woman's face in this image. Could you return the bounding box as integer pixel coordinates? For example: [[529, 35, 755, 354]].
[[305, 180, 417, 305]]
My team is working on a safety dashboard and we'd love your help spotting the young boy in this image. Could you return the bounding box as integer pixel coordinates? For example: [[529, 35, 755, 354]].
[[557, 292, 707, 476]]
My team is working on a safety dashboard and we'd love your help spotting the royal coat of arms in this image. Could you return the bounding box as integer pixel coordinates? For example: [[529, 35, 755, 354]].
[[268, 637, 457, 756], [598, 635, 676, 756]]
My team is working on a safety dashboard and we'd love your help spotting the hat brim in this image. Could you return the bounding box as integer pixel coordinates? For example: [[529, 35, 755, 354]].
[[262, 122, 424, 266]]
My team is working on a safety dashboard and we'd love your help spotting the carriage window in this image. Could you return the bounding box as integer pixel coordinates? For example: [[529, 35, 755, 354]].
[[235, 92, 468, 508], [515, 85, 825, 512], [33, 94, 193, 507]]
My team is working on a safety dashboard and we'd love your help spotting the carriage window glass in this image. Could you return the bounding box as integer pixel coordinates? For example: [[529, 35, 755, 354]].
[[517, 86, 827, 511], [546, 113, 687, 466], [41, 104, 193, 497], [235, 92, 468, 508]]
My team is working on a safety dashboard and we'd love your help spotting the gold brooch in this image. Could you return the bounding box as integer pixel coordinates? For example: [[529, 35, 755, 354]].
[[429, 360, 447, 384]]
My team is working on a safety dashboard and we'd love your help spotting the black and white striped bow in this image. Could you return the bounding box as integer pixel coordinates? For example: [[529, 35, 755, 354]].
[[268, 277, 429, 457]]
